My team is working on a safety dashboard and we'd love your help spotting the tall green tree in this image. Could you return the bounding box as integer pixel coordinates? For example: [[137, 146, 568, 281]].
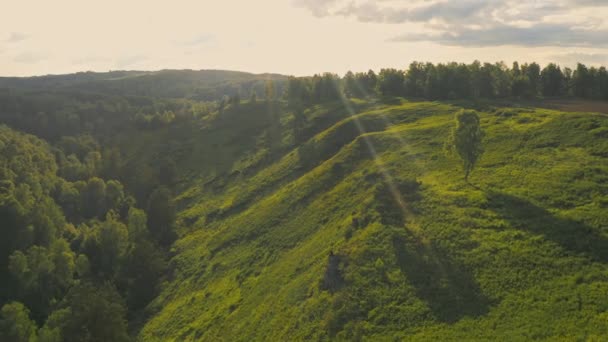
[[82, 212, 128, 279], [524, 62, 541, 97], [572, 63, 593, 98], [448, 110, 484, 182], [541, 63, 565, 97], [0, 302, 38, 342], [43, 283, 129, 342], [377, 68, 405, 97]]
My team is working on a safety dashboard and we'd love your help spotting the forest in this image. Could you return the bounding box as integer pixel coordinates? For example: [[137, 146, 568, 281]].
[[0, 62, 607, 341]]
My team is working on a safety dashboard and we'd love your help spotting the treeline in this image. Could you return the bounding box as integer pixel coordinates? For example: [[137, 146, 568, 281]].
[[0, 126, 177, 341], [0, 90, 215, 141], [285, 62, 608, 105]]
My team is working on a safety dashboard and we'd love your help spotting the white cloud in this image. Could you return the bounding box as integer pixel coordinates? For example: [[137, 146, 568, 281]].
[[295, 0, 608, 47]]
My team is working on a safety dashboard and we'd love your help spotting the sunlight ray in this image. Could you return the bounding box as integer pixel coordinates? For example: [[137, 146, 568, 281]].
[[332, 79, 411, 220]]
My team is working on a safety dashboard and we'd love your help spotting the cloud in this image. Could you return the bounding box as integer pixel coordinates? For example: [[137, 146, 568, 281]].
[[6, 32, 28, 43], [292, 0, 341, 17], [294, 0, 608, 47], [391, 23, 608, 48], [333, 0, 493, 24]]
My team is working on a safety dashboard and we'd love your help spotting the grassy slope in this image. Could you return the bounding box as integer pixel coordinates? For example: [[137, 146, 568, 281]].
[[138, 100, 608, 341]]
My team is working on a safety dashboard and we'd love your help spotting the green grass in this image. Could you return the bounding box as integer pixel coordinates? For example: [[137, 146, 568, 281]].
[[136, 99, 608, 341]]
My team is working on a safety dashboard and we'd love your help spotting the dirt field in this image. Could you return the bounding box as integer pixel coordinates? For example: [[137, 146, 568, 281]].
[[537, 99, 608, 115]]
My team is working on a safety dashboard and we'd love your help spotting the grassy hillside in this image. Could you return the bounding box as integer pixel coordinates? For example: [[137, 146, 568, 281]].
[[132, 99, 608, 340], [0, 81, 606, 339]]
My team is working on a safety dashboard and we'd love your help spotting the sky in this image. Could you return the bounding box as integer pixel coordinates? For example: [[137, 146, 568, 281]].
[[1, 0, 608, 77]]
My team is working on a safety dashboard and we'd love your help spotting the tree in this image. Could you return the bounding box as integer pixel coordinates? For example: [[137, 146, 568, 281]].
[[119, 239, 166, 310], [104, 180, 125, 213], [8, 240, 75, 322], [449, 110, 484, 182], [572, 63, 592, 98], [0, 302, 38, 342], [0, 190, 28, 271], [524, 62, 541, 97], [405, 62, 428, 97], [377, 68, 405, 97], [292, 108, 307, 144], [343, 71, 357, 98], [159, 158, 177, 186], [597, 67, 608, 100], [541, 63, 565, 97], [81, 177, 106, 219], [127, 207, 148, 242], [358, 70, 378, 97], [44, 282, 129, 342], [310, 73, 341, 102], [470, 61, 494, 98], [286, 76, 311, 108], [491, 62, 511, 98], [82, 212, 128, 279], [146, 187, 176, 247]]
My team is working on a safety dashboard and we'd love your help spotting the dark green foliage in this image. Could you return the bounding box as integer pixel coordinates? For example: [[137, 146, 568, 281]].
[[8, 240, 75, 322], [344, 70, 377, 98], [146, 187, 176, 247], [0, 302, 37, 342], [572, 63, 592, 98], [541, 63, 565, 97], [288, 61, 608, 104], [311, 73, 342, 102], [0, 124, 171, 341], [45, 282, 129, 342], [377, 68, 405, 97], [82, 213, 129, 279], [449, 110, 484, 181], [81, 177, 106, 219], [158, 158, 177, 186], [119, 239, 166, 311]]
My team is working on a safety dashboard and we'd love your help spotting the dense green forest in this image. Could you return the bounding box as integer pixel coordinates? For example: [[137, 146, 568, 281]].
[[0, 63, 607, 341]]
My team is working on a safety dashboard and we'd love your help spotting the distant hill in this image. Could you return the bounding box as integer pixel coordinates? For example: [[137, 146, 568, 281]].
[[0, 69, 288, 101]]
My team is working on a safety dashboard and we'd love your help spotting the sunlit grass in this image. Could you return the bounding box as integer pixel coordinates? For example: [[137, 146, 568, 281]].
[[138, 98, 608, 341]]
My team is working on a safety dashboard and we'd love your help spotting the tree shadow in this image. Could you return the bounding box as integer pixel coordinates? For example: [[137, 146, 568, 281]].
[[392, 234, 491, 323], [485, 191, 608, 262]]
